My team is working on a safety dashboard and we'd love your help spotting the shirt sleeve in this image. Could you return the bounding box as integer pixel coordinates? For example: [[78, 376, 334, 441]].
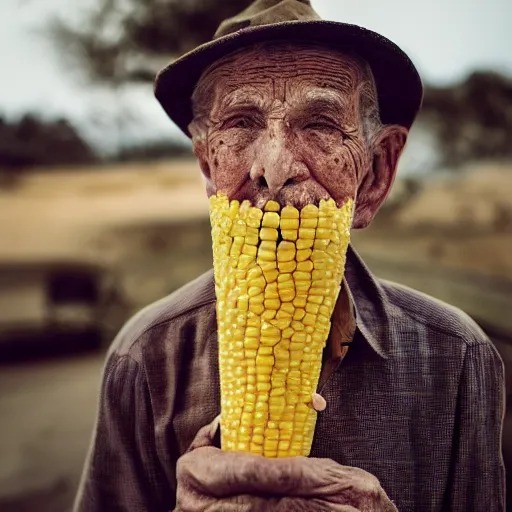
[[446, 341, 506, 511], [73, 352, 172, 512]]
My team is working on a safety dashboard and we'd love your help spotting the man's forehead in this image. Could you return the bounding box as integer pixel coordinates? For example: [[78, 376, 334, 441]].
[[204, 42, 365, 99], [219, 83, 347, 114]]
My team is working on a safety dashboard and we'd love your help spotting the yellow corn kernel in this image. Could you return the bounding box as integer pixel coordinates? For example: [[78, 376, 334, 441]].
[[264, 200, 281, 212], [261, 323, 280, 337], [313, 239, 330, 250], [249, 302, 265, 315], [281, 229, 298, 241], [315, 228, 331, 239], [293, 271, 310, 281], [238, 254, 254, 269], [295, 281, 311, 293], [270, 317, 291, 330], [262, 212, 280, 229], [277, 272, 292, 283], [278, 260, 296, 273], [281, 205, 299, 218], [263, 268, 279, 283], [246, 315, 260, 328], [296, 238, 314, 250], [277, 250, 295, 263], [262, 309, 276, 321], [246, 215, 262, 229], [230, 220, 246, 237], [259, 260, 277, 271], [293, 295, 308, 308], [296, 249, 312, 262], [278, 289, 295, 302], [248, 286, 263, 297], [247, 266, 263, 279], [260, 227, 278, 241], [281, 303, 295, 315], [237, 295, 249, 311], [301, 204, 319, 219], [300, 218, 318, 229], [257, 247, 276, 262], [280, 217, 300, 230], [296, 260, 314, 272], [247, 226, 260, 238], [244, 335, 260, 350], [245, 326, 260, 338], [250, 276, 266, 289], [245, 234, 259, 246], [298, 228, 315, 240], [303, 313, 316, 326], [277, 241, 296, 262], [305, 302, 320, 314], [264, 282, 279, 299], [264, 298, 281, 310], [259, 240, 276, 252]]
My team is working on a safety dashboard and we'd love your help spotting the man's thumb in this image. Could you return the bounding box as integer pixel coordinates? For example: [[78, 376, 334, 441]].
[[186, 415, 221, 452]]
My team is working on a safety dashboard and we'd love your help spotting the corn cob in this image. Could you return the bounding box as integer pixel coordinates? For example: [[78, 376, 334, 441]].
[[210, 194, 353, 457]]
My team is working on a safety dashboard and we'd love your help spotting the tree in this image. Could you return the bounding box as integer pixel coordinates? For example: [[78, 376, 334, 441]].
[[421, 72, 512, 167], [0, 114, 96, 171], [48, 0, 252, 84]]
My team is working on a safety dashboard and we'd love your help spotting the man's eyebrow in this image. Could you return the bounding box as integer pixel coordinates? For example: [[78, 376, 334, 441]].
[[300, 96, 345, 118], [219, 87, 267, 112]]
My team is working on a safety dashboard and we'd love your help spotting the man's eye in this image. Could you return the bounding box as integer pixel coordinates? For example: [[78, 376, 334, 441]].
[[304, 121, 338, 132], [224, 116, 254, 129]]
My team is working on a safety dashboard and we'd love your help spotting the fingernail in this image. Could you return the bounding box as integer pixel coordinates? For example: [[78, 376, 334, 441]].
[[311, 392, 327, 411]]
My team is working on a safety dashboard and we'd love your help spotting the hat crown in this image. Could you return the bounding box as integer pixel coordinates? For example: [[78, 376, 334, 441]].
[[214, 0, 321, 39]]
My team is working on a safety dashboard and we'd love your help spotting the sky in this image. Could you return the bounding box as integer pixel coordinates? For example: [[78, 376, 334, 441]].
[[1, 0, 511, 149]]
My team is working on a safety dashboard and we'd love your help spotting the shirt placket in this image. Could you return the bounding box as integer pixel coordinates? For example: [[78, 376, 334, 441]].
[[317, 280, 356, 392]]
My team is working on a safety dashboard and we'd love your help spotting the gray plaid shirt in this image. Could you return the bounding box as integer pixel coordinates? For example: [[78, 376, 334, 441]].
[[75, 246, 505, 511]]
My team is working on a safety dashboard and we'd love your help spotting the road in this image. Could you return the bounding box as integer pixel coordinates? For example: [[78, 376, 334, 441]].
[[0, 351, 104, 512]]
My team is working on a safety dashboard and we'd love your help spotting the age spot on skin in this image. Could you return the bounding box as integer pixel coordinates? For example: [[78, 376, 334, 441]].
[[334, 158, 340, 164]]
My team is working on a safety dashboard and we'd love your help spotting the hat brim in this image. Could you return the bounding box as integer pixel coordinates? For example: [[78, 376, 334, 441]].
[[154, 20, 423, 137]]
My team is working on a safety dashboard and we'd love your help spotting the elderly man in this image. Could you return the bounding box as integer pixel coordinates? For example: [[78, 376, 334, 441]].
[[74, 1, 505, 511]]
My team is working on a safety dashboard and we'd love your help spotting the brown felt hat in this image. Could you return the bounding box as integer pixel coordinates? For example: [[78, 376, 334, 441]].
[[154, 0, 423, 137]]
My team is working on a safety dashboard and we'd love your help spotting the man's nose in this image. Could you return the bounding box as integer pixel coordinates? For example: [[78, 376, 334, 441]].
[[250, 120, 310, 195]]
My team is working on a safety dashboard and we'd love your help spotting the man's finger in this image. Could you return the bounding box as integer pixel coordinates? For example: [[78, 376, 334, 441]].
[[180, 450, 345, 496], [179, 450, 396, 510], [186, 415, 221, 452]]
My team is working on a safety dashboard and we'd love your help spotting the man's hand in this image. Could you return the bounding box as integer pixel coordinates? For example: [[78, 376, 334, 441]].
[[175, 417, 398, 512]]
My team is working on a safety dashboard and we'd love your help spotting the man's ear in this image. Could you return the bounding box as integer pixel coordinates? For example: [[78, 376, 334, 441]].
[[193, 140, 212, 180], [189, 121, 212, 181], [353, 125, 408, 229]]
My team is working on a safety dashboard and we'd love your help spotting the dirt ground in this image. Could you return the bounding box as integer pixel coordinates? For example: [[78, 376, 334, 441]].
[[0, 351, 104, 512]]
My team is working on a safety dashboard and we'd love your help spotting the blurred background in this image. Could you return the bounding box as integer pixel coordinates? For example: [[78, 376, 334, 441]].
[[1, 0, 511, 510]]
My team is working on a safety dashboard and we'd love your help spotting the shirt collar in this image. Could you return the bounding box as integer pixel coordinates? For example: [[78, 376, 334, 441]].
[[343, 244, 390, 359], [327, 279, 356, 359]]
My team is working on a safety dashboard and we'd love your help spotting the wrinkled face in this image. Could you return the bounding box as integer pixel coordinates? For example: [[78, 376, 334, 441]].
[[190, 43, 407, 228]]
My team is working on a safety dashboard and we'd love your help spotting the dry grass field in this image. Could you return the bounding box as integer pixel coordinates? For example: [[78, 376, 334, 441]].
[[2, 158, 510, 328]]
